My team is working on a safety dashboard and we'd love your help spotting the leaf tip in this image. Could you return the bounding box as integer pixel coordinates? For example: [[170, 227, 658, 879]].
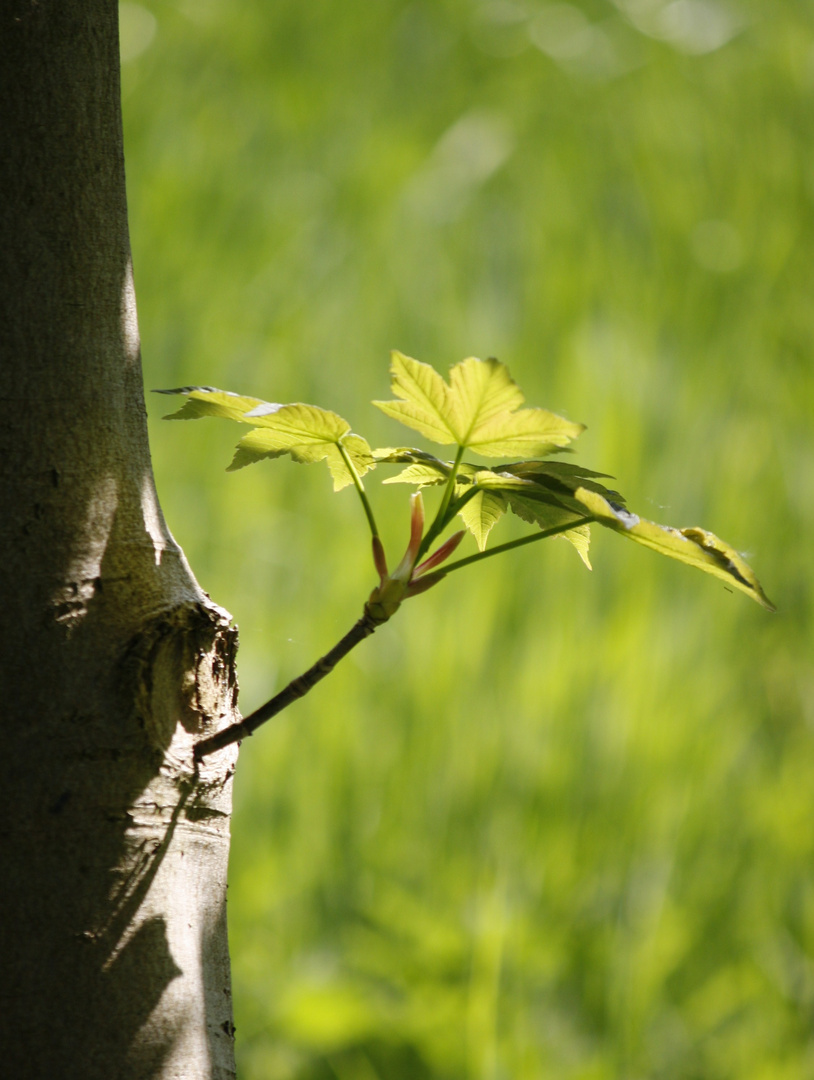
[[756, 590, 777, 613]]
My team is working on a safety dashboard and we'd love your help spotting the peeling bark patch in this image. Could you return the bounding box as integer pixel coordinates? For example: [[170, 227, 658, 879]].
[[122, 601, 239, 762], [51, 576, 102, 628], [190, 613, 239, 734]]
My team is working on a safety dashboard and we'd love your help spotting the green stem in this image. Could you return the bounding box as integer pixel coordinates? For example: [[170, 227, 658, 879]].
[[338, 441, 379, 538], [423, 516, 595, 579], [418, 444, 465, 559]]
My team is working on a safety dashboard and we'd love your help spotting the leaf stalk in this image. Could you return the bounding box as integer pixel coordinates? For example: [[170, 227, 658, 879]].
[[429, 516, 595, 577], [338, 440, 379, 538], [418, 444, 465, 559]]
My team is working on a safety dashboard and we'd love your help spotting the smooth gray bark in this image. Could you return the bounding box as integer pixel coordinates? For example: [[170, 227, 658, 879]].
[[0, 4, 239, 1077]]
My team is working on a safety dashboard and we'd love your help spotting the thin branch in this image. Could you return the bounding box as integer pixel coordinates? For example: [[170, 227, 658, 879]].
[[195, 516, 594, 760], [194, 607, 386, 760]]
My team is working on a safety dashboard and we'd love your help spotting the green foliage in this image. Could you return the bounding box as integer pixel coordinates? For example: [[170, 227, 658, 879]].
[[373, 350, 584, 455], [162, 352, 773, 610], [158, 386, 374, 490], [575, 486, 776, 611], [127, 2, 811, 1075]]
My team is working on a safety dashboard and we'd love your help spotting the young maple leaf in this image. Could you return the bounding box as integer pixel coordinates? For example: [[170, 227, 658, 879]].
[[373, 351, 583, 458], [157, 386, 373, 491]]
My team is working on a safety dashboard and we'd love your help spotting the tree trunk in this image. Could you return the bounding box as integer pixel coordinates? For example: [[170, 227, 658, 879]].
[[0, 4, 239, 1077]]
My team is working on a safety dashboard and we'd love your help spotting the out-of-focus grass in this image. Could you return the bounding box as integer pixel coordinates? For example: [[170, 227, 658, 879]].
[[124, 1, 813, 1076]]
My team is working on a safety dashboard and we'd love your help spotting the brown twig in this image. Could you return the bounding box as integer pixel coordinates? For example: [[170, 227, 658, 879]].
[[194, 606, 385, 760], [194, 516, 596, 761]]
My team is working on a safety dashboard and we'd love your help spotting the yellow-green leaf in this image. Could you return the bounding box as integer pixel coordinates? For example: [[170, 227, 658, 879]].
[[158, 386, 267, 423], [382, 463, 449, 486], [228, 415, 374, 490], [372, 447, 451, 469], [466, 407, 585, 457], [458, 490, 507, 550], [470, 469, 541, 492], [158, 387, 373, 491], [507, 493, 592, 568], [373, 352, 584, 456], [573, 487, 775, 610], [374, 448, 452, 487], [562, 523, 592, 568]]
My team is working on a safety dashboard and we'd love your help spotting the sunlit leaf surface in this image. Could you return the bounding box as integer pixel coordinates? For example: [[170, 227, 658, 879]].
[[374, 352, 584, 456], [573, 487, 775, 610], [158, 387, 373, 490]]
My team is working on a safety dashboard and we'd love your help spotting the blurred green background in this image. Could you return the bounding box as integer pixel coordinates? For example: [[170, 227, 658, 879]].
[[122, 1, 813, 1076]]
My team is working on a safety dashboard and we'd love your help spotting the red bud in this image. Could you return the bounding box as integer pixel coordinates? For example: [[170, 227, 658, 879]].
[[371, 535, 388, 584], [412, 529, 465, 578]]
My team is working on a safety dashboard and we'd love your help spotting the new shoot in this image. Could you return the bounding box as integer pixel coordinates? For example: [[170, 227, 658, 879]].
[[157, 352, 774, 761]]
